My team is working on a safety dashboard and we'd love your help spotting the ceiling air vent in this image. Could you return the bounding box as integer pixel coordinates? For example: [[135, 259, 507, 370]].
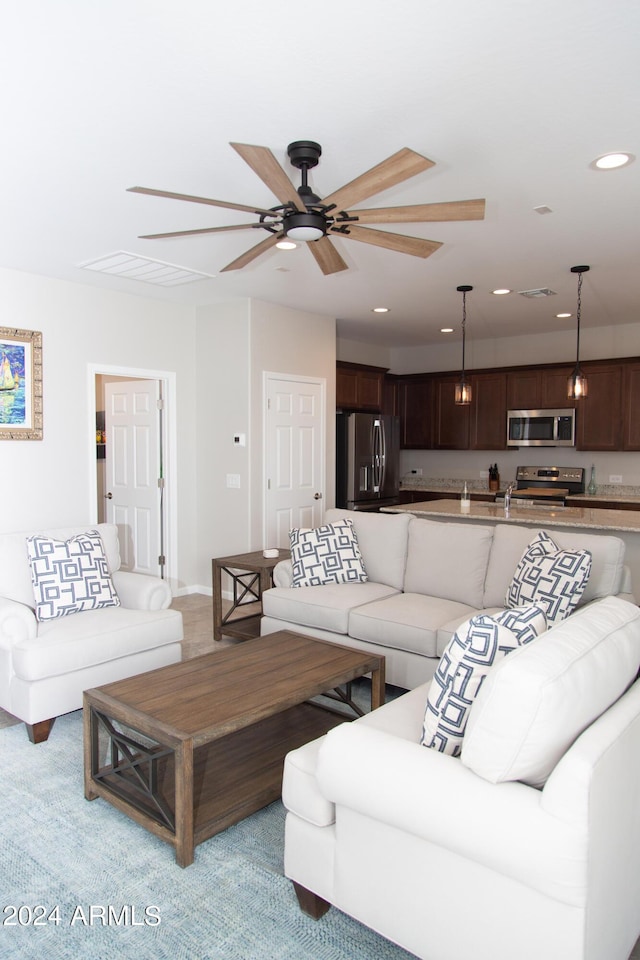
[[518, 288, 557, 298], [78, 252, 216, 286]]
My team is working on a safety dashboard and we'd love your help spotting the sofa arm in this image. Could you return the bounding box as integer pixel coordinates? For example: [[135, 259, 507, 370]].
[[0, 597, 37, 649], [317, 722, 587, 906], [111, 570, 172, 611], [273, 559, 294, 588]]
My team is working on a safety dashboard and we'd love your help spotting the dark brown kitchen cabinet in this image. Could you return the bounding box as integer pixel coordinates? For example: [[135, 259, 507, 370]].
[[336, 362, 386, 411], [399, 378, 432, 448], [506, 366, 576, 411], [622, 362, 640, 450], [469, 372, 507, 450], [576, 363, 623, 451], [433, 376, 470, 449], [506, 369, 541, 410]]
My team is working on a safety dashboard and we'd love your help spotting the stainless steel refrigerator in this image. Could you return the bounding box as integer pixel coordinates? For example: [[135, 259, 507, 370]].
[[336, 413, 400, 510]]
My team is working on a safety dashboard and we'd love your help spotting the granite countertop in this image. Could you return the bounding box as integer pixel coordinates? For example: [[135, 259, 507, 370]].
[[399, 481, 640, 505], [383, 498, 640, 534]]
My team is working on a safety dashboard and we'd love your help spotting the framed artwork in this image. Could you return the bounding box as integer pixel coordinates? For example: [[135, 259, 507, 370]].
[[0, 327, 43, 440]]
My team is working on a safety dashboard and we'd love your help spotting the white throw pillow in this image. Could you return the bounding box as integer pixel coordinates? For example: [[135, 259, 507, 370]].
[[27, 530, 120, 621], [290, 519, 368, 588], [421, 605, 546, 756], [506, 531, 592, 624], [461, 597, 640, 787]]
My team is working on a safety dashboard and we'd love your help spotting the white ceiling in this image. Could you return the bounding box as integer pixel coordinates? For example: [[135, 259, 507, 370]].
[[1, 0, 639, 348]]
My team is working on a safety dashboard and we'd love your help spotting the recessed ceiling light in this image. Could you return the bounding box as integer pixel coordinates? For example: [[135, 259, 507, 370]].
[[592, 152, 635, 170], [276, 239, 297, 250], [440, 327, 454, 334], [372, 306, 390, 313], [492, 288, 511, 295], [556, 312, 572, 318]]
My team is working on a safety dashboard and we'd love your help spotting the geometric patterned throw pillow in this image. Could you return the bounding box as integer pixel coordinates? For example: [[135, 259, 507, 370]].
[[290, 518, 368, 588], [27, 530, 120, 622], [421, 604, 547, 756], [506, 531, 592, 625]]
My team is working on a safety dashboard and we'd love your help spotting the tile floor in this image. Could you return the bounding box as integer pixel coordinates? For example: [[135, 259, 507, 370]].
[[3, 594, 640, 959]]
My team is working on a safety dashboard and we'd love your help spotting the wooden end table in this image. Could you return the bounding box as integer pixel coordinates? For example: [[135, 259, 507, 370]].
[[212, 549, 290, 641], [83, 630, 385, 867]]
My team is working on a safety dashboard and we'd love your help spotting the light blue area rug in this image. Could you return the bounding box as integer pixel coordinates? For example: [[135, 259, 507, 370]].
[[1, 709, 415, 960]]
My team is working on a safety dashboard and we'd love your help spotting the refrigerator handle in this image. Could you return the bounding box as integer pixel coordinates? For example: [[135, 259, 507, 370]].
[[373, 418, 385, 492]]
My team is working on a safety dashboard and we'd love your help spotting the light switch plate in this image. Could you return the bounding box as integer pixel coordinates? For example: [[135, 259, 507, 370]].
[[226, 473, 241, 489]]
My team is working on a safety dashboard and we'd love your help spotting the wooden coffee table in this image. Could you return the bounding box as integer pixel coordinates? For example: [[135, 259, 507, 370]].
[[83, 630, 385, 867]]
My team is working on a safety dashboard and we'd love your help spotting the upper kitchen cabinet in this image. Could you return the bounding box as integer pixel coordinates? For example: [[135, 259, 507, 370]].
[[576, 362, 623, 451], [433, 375, 470, 449], [469, 371, 507, 450], [622, 362, 640, 450], [398, 377, 432, 448], [336, 362, 387, 411], [506, 365, 576, 410]]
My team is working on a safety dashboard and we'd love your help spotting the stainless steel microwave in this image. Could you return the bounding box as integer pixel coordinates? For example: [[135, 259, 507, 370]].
[[506, 408, 576, 447]]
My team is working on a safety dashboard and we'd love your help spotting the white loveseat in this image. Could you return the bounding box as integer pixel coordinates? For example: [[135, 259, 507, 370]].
[[0, 523, 183, 742], [261, 508, 634, 689], [283, 596, 640, 960]]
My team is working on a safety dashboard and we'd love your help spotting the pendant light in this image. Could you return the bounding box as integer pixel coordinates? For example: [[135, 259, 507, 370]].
[[455, 284, 472, 405], [567, 265, 589, 400]]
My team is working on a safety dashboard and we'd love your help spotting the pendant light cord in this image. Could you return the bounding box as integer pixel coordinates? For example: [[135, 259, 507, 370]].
[[575, 270, 583, 367]]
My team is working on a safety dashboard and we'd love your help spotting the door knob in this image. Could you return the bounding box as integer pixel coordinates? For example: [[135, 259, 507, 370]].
[[104, 492, 113, 500], [313, 492, 323, 500]]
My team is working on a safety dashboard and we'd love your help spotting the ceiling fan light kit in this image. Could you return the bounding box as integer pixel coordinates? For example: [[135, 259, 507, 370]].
[[128, 139, 486, 275], [567, 264, 590, 400]]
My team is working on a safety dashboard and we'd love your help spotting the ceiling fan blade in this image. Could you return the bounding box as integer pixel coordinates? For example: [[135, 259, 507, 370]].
[[337, 225, 442, 259], [349, 199, 486, 224], [321, 148, 435, 213], [139, 223, 266, 240], [307, 237, 349, 275], [127, 185, 275, 217], [219, 232, 282, 272], [230, 143, 306, 212]]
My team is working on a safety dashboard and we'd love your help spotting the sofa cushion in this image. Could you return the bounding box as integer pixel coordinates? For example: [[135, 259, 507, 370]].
[[403, 519, 494, 608], [290, 519, 368, 587], [325, 509, 411, 590], [461, 597, 640, 787], [348, 593, 478, 658], [483, 524, 625, 609], [262, 581, 400, 635], [421, 605, 547, 756], [27, 531, 120, 622], [12, 606, 183, 682], [505, 531, 591, 625]]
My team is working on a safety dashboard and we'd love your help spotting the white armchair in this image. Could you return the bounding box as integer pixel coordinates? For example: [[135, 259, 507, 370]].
[[0, 523, 183, 742], [283, 597, 640, 960]]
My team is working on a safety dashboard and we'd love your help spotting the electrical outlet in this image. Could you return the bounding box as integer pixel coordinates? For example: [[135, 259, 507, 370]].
[[480, 470, 489, 479], [609, 475, 623, 484], [411, 468, 423, 476], [226, 473, 241, 489]]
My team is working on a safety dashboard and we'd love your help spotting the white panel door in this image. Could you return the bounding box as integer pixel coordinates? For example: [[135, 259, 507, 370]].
[[265, 376, 324, 549], [104, 380, 161, 575]]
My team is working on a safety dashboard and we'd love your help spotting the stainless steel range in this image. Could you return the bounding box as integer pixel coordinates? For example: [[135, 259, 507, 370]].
[[496, 465, 585, 506]]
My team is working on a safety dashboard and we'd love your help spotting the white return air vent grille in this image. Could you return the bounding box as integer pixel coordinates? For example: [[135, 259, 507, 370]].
[[518, 288, 557, 298], [78, 252, 216, 286]]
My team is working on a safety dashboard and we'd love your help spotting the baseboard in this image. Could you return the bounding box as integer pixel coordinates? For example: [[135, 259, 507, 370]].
[[174, 584, 213, 597]]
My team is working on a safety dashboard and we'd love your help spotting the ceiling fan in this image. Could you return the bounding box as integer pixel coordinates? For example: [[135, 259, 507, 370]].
[[128, 141, 485, 276]]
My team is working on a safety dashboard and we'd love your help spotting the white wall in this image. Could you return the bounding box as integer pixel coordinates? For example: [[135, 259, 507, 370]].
[[0, 267, 200, 588], [193, 298, 336, 591], [336, 336, 391, 368], [389, 321, 640, 374]]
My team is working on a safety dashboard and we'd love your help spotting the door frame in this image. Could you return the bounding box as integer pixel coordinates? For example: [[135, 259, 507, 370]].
[[87, 363, 178, 588], [262, 370, 327, 547]]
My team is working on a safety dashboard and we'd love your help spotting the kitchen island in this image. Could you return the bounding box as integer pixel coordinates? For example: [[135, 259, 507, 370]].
[[381, 498, 640, 598]]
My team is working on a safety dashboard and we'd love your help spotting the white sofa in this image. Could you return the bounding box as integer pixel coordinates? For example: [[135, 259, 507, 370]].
[[261, 508, 634, 689], [0, 523, 183, 742], [283, 596, 640, 960]]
